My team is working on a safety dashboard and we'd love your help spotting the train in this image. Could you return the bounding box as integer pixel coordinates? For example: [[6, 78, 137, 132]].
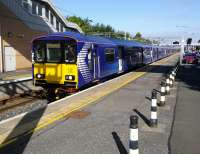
[[32, 31, 177, 100]]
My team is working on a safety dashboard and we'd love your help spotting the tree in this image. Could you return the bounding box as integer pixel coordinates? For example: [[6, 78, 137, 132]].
[[67, 16, 92, 33], [134, 32, 142, 39], [66, 15, 153, 43], [173, 41, 179, 45]]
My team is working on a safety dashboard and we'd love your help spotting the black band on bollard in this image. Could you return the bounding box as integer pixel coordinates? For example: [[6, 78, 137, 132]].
[[150, 119, 158, 127], [161, 81, 166, 87], [152, 91, 157, 99], [129, 141, 139, 149], [130, 115, 138, 129]]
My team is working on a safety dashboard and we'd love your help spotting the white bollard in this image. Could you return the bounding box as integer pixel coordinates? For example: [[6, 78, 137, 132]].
[[129, 115, 139, 154], [158, 81, 166, 106], [166, 75, 170, 95], [150, 91, 158, 127]]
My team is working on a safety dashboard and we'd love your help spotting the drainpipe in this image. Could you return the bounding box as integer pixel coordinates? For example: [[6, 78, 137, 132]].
[[0, 24, 3, 74]]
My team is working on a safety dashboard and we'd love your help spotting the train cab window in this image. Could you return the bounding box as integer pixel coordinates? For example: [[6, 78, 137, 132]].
[[105, 48, 115, 63], [46, 43, 62, 62], [34, 42, 45, 62], [64, 45, 76, 63]]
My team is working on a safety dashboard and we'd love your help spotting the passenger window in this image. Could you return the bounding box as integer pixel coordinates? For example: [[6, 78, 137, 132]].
[[105, 48, 115, 63]]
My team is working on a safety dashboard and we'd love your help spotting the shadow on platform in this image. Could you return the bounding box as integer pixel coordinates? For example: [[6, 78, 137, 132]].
[[112, 132, 128, 154], [176, 65, 200, 92], [0, 106, 46, 154], [0, 81, 33, 98]]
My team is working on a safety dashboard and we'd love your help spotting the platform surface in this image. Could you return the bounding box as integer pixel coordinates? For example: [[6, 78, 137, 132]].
[[0, 54, 179, 154], [170, 64, 200, 154]]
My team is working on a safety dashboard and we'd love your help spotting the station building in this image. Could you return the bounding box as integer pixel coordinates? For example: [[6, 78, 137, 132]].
[[0, 0, 82, 72]]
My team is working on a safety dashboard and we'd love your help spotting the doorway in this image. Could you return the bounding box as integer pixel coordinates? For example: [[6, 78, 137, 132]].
[[4, 46, 16, 72]]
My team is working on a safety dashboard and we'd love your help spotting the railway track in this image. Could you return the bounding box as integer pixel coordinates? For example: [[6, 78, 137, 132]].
[[0, 90, 46, 115]]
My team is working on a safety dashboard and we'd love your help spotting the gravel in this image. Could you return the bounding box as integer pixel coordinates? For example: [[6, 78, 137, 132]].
[[0, 99, 48, 122]]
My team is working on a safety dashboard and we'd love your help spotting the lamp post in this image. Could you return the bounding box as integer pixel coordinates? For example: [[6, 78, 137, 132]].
[[180, 37, 185, 65], [176, 26, 188, 65]]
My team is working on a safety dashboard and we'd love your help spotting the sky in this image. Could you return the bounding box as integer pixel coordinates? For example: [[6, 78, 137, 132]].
[[52, 0, 200, 41]]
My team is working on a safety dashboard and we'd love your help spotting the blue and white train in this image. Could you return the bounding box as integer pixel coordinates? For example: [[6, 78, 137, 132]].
[[32, 31, 176, 99]]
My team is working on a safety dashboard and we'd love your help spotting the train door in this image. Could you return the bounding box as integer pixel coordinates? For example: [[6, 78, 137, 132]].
[[118, 46, 123, 72], [93, 45, 99, 80]]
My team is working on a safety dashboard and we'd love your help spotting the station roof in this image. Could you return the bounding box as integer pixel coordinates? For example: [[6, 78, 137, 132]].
[[38, 0, 83, 33]]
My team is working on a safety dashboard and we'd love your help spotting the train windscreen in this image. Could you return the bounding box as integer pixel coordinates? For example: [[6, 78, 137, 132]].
[[33, 40, 77, 64]]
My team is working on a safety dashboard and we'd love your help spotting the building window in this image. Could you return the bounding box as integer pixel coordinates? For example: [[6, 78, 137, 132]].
[[50, 13, 54, 25], [105, 48, 115, 63], [22, 0, 29, 11], [45, 7, 49, 19], [38, 3, 42, 16], [32, 1, 37, 15], [60, 24, 64, 32], [56, 20, 59, 31]]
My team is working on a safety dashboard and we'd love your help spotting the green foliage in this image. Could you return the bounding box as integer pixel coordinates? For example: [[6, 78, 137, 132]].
[[67, 16, 92, 33], [135, 32, 142, 38], [67, 16, 159, 45]]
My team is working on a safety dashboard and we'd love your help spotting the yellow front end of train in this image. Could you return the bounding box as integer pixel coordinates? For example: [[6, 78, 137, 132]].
[[32, 39, 79, 100], [34, 63, 78, 88]]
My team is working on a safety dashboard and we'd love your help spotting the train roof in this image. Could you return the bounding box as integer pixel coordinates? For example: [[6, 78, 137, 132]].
[[107, 38, 142, 48], [44, 31, 116, 45], [34, 31, 144, 48]]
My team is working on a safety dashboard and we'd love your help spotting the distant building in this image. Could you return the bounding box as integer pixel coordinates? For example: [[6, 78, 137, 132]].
[[0, 0, 82, 72]]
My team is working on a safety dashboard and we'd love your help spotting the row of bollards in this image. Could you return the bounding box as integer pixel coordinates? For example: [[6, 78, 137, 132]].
[[129, 64, 179, 154]]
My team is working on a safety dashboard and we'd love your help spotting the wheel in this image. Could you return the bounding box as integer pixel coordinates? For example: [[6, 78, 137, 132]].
[[46, 88, 56, 102]]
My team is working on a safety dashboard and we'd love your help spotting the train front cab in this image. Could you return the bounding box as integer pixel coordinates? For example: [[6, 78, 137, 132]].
[[32, 37, 79, 99]]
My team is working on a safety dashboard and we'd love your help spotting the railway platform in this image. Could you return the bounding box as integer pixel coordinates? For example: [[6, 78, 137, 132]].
[[0, 69, 31, 82], [0, 54, 181, 154], [0, 69, 38, 102]]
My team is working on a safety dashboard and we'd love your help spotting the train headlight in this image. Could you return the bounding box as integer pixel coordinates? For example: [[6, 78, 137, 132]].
[[36, 73, 45, 79], [65, 75, 75, 81]]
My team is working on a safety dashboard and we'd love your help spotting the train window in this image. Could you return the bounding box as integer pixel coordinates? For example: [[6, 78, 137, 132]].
[[64, 45, 76, 63], [34, 42, 45, 62], [144, 49, 151, 56], [46, 43, 62, 62], [105, 48, 115, 63], [118, 47, 123, 59]]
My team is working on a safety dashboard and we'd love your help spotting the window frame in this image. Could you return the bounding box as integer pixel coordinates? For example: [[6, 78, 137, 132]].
[[104, 48, 115, 63]]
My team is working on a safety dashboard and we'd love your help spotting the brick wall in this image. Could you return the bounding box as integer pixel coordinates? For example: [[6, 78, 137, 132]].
[[0, 3, 46, 72]]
